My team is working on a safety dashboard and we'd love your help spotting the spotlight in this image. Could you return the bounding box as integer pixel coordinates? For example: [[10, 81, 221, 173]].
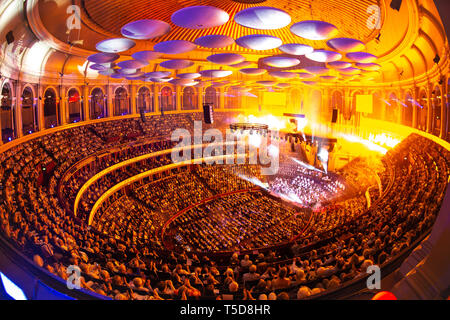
[[433, 54, 441, 64], [390, 0, 402, 11]]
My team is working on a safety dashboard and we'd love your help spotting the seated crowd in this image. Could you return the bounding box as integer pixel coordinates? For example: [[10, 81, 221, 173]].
[[0, 116, 448, 301]]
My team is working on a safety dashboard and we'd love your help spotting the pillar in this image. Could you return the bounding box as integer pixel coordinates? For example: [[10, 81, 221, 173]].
[[198, 86, 204, 110], [14, 81, 23, 138], [153, 84, 160, 113], [439, 82, 447, 139], [83, 85, 90, 121], [176, 86, 182, 111], [107, 85, 114, 117], [426, 85, 433, 133], [131, 84, 137, 115], [60, 87, 67, 125], [412, 88, 418, 129], [38, 85, 45, 131]]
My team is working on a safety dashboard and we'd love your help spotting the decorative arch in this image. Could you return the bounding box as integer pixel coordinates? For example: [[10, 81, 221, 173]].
[[226, 86, 240, 109], [182, 86, 197, 110], [160, 86, 176, 112], [386, 91, 399, 123], [204, 86, 219, 108], [403, 91, 413, 127], [67, 88, 82, 123], [43, 87, 58, 128], [417, 88, 428, 131], [431, 84, 442, 136], [369, 90, 383, 120], [1, 82, 15, 143], [90, 87, 106, 119], [291, 88, 304, 112], [114, 87, 130, 116], [137, 86, 153, 113], [22, 86, 37, 135]]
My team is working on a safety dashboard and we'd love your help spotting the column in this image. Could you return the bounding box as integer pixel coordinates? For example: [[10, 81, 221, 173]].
[[439, 82, 447, 139], [131, 84, 137, 115], [38, 85, 45, 131], [60, 87, 67, 125], [107, 85, 114, 117], [219, 87, 225, 110], [176, 86, 182, 111], [198, 86, 204, 110], [153, 84, 159, 113], [83, 85, 90, 121], [15, 81, 23, 138], [412, 88, 418, 129], [426, 85, 433, 133]]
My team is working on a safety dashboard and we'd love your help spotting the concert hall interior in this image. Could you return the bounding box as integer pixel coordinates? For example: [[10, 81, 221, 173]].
[[0, 0, 448, 301]]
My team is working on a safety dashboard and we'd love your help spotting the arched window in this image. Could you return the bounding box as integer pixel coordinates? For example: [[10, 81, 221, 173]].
[[204, 86, 219, 108], [182, 86, 197, 110], [160, 86, 175, 112], [372, 91, 383, 120], [90, 88, 105, 119], [432, 86, 441, 136], [1, 83, 14, 142], [68, 88, 81, 123], [387, 92, 398, 123], [291, 89, 304, 112], [22, 86, 37, 135], [137, 87, 153, 113], [417, 91, 428, 131], [114, 87, 129, 116], [331, 91, 343, 112], [226, 87, 239, 109], [44, 88, 57, 129], [310, 89, 322, 119], [403, 92, 413, 127]]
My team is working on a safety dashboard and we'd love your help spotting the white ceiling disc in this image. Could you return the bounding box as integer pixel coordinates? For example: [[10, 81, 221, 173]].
[[234, 6, 291, 30], [96, 38, 136, 53], [121, 19, 171, 40], [171, 6, 229, 29]]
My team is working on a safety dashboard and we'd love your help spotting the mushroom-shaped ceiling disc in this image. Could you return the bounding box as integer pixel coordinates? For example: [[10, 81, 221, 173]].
[[160, 59, 194, 70], [171, 6, 229, 29], [132, 51, 162, 62], [302, 81, 318, 85], [234, 6, 291, 30], [236, 35, 282, 50], [121, 19, 171, 40], [96, 38, 136, 53], [239, 68, 267, 76], [200, 70, 233, 78], [290, 20, 338, 40], [303, 66, 329, 75], [298, 73, 316, 79], [327, 61, 352, 69], [269, 71, 298, 79], [339, 67, 361, 74], [346, 52, 377, 63], [145, 71, 172, 78], [207, 53, 245, 65], [117, 60, 149, 69], [279, 43, 314, 55], [154, 40, 197, 54], [177, 73, 201, 79], [262, 56, 300, 68], [305, 50, 342, 63], [327, 38, 365, 52], [355, 62, 381, 71], [230, 61, 253, 68], [87, 52, 120, 64], [194, 35, 235, 48]]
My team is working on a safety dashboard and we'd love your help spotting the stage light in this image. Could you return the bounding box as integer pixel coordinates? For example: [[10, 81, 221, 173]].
[[390, 0, 402, 11]]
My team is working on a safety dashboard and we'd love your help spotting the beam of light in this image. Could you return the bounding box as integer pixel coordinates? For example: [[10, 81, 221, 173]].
[[237, 174, 269, 190], [382, 99, 391, 106], [0, 272, 27, 300], [340, 133, 388, 154], [368, 133, 400, 148], [249, 134, 262, 147], [317, 148, 329, 173], [290, 157, 324, 173]]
